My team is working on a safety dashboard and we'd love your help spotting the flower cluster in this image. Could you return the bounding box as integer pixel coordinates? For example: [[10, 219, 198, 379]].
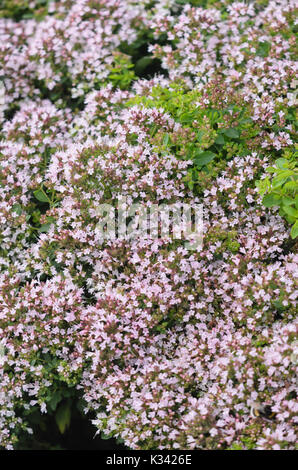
[[0, 0, 297, 450]]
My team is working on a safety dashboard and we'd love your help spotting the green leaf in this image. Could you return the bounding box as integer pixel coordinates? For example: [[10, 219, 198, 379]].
[[223, 128, 239, 139], [275, 158, 288, 169], [262, 193, 281, 207], [195, 130, 204, 141], [283, 205, 298, 218], [240, 118, 253, 125], [284, 181, 297, 191], [187, 180, 194, 190], [266, 166, 277, 173], [134, 56, 153, 75], [179, 112, 193, 124], [272, 173, 291, 188], [163, 133, 170, 146], [48, 391, 62, 412], [256, 41, 271, 58], [215, 134, 225, 145], [194, 151, 216, 167], [34, 189, 50, 203], [290, 221, 298, 239], [40, 216, 55, 232], [55, 402, 71, 434], [282, 196, 295, 206], [39, 223, 52, 233], [12, 204, 22, 215]]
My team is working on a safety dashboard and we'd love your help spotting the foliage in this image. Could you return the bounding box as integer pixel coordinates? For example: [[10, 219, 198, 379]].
[[257, 151, 298, 238], [0, 0, 50, 20], [126, 82, 264, 191]]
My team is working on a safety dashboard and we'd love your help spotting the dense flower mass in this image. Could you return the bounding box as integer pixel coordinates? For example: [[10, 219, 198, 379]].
[[0, 0, 297, 450]]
